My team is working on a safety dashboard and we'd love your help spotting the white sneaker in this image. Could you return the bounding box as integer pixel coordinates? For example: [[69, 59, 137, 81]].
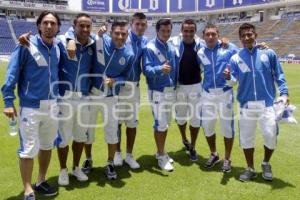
[[58, 168, 69, 186], [114, 151, 123, 166], [72, 166, 88, 181], [155, 153, 174, 163], [166, 153, 174, 163], [157, 154, 174, 172], [125, 154, 140, 169]]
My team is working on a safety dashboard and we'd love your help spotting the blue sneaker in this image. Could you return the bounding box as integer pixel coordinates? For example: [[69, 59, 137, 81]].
[[183, 140, 191, 151], [82, 159, 93, 174], [189, 148, 198, 161], [24, 192, 35, 200], [33, 181, 57, 197], [105, 162, 117, 180], [204, 153, 220, 168]]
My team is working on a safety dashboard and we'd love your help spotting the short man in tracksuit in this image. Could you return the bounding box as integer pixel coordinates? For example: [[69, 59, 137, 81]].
[[169, 19, 205, 161], [224, 23, 289, 181], [1, 11, 61, 200], [89, 13, 148, 169], [88, 20, 134, 179], [198, 23, 238, 172], [143, 18, 177, 171], [55, 13, 95, 186]]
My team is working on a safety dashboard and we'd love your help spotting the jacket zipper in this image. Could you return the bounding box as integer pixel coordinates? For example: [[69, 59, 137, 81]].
[[25, 81, 30, 95], [211, 50, 216, 89], [74, 46, 83, 92], [251, 54, 257, 101]]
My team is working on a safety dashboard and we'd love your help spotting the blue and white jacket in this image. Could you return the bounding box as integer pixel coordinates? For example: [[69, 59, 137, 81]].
[[57, 33, 95, 96], [228, 45, 289, 107], [126, 30, 148, 82], [142, 37, 177, 92], [93, 33, 134, 95], [1, 34, 60, 108], [198, 42, 238, 93]]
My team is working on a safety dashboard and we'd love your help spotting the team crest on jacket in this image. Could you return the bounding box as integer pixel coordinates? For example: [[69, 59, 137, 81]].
[[260, 54, 269, 63], [119, 57, 126, 65], [88, 47, 93, 55], [33, 52, 41, 60]]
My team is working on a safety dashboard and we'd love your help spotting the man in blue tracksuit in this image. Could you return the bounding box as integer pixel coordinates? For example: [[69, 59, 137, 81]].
[[224, 23, 289, 182], [1, 11, 61, 200], [55, 13, 95, 186], [113, 13, 148, 169], [18, 13, 95, 186], [143, 18, 177, 172], [88, 20, 134, 179], [168, 19, 205, 161], [198, 23, 238, 172]]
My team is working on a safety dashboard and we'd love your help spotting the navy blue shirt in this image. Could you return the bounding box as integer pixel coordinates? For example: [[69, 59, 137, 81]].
[[178, 41, 201, 85]]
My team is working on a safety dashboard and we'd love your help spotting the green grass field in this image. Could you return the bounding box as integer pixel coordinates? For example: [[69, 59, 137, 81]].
[[0, 61, 299, 200]]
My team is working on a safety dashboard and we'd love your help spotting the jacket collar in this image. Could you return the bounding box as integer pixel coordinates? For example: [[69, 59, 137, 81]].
[[155, 37, 168, 50], [34, 34, 59, 49], [129, 30, 142, 43]]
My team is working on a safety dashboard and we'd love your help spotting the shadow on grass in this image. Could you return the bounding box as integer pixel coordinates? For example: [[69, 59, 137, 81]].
[[231, 170, 296, 189], [219, 165, 295, 189], [135, 154, 172, 177], [167, 147, 206, 167]]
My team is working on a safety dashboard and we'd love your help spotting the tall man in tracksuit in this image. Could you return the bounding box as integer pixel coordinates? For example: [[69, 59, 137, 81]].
[[113, 12, 148, 169], [143, 18, 177, 171], [169, 19, 205, 161], [1, 11, 61, 200], [55, 13, 95, 186], [224, 23, 289, 181], [198, 23, 238, 172], [88, 20, 134, 179]]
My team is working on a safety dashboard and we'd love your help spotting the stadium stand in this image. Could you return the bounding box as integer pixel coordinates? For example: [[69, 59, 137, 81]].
[[0, 0, 299, 59], [0, 19, 15, 55]]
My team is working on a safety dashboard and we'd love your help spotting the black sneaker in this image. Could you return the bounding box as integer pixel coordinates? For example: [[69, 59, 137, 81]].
[[105, 163, 117, 180], [189, 148, 198, 161], [239, 168, 257, 182], [261, 163, 273, 181], [33, 181, 57, 197], [24, 192, 35, 200], [82, 159, 93, 174], [204, 153, 220, 168], [183, 140, 191, 151]]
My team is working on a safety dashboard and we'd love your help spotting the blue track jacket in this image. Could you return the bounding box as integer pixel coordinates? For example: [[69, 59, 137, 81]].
[[2, 34, 60, 108], [142, 37, 177, 92], [228, 45, 289, 107]]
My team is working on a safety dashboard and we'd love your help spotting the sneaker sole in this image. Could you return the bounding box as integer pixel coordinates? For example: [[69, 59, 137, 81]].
[[33, 189, 58, 197], [42, 191, 58, 197], [107, 175, 117, 180], [125, 161, 140, 169], [33, 185, 58, 197], [190, 157, 198, 162], [262, 174, 273, 181], [58, 180, 69, 186], [82, 169, 92, 174], [114, 162, 123, 167], [239, 174, 257, 182], [204, 159, 221, 168], [222, 169, 231, 173], [72, 174, 89, 182]]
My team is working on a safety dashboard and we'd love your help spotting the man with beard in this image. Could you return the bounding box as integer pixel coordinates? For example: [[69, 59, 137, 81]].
[[2, 11, 61, 200]]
